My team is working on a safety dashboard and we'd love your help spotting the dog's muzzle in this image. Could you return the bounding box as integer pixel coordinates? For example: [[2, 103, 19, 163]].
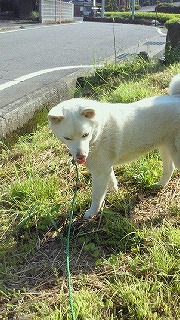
[[76, 152, 87, 165]]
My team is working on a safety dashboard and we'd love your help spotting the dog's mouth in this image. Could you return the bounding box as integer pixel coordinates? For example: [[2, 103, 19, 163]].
[[76, 156, 87, 165]]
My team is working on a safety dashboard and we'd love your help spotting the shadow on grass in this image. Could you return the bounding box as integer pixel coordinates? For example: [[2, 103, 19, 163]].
[[0, 184, 162, 289], [0, 174, 179, 319]]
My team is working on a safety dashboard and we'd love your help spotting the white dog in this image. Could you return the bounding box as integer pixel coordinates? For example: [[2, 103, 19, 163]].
[[48, 74, 180, 219]]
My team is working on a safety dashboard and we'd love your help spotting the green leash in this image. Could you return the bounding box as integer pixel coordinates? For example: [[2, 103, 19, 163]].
[[66, 159, 79, 320]]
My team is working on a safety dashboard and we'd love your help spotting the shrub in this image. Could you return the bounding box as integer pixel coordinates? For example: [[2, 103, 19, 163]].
[[105, 11, 180, 26], [156, 4, 180, 14]]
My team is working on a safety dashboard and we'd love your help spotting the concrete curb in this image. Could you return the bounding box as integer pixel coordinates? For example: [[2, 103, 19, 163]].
[[0, 20, 40, 32]]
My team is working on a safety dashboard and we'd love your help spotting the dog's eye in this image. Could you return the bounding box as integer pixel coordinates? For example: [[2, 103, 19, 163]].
[[64, 137, 72, 141], [82, 133, 89, 138]]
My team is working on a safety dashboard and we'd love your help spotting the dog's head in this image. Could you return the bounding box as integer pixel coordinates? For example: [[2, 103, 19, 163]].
[[48, 98, 98, 164]]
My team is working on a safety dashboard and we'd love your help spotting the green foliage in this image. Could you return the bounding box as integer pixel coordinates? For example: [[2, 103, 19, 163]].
[[31, 11, 39, 20], [165, 41, 180, 64], [99, 221, 180, 319], [165, 17, 180, 26], [105, 0, 119, 12], [100, 211, 145, 251], [120, 152, 162, 187], [76, 58, 158, 100], [105, 11, 180, 25], [109, 80, 156, 103]]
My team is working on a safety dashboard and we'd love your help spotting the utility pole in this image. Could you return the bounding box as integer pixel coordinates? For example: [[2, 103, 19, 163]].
[[59, 0, 62, 24], [131, 0, 135, 20], [55, 0, 57, 22], [101, 0, 105, 18]]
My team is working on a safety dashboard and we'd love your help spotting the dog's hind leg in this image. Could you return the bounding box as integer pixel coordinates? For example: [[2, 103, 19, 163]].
[[108, 168, 118, 191], [83, 167, 112, 219], [173, 133, 180, 170], [156, 146, 175, 187], [173, 153, 180, 170]]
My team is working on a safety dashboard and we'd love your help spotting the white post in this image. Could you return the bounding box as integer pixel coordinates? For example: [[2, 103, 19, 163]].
[[93, 0, 96, 17]]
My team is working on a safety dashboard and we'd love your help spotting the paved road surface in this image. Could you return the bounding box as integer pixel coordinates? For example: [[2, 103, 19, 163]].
[[0, 21, 166, 109]]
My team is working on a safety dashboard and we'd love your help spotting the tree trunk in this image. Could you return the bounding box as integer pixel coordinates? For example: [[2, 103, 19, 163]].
[[165, 22, 180, 64]]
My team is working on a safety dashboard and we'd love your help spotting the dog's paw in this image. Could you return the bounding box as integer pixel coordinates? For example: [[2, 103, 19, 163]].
[[109, 184, 118, 192], [153, 183, 163, 191], [83, 208, 97, 220], [154, 179, 168, 188], [108, 179, 118, 192]]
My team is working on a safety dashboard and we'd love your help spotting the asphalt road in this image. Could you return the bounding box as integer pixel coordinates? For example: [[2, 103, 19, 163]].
[[0, 21, 166, 109]]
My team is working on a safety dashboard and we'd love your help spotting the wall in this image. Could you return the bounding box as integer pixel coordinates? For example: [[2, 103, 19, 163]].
[[40, 0, 74, 23]]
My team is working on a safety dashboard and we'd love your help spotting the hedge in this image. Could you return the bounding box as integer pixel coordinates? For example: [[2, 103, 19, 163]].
[[104, 11, 180, 27]]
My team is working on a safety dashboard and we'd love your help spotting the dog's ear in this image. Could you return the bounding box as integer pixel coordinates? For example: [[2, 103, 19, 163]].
[[80, 108, 96, 119], [48, 115, 64, 124], [48, 106, 64, 123]]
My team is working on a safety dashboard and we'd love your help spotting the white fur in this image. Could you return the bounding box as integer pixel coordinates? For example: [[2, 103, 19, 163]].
[[48, 74, 180, 219]]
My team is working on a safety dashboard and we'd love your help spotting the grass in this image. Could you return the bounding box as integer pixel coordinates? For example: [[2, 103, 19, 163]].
[[0, 60, 180, 319]]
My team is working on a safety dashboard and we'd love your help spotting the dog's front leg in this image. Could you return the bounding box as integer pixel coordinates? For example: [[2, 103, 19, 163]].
[[83, 168, 112, 219]]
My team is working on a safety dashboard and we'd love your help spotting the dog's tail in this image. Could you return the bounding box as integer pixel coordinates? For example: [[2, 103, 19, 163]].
[[169, 73, 180, 95]]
